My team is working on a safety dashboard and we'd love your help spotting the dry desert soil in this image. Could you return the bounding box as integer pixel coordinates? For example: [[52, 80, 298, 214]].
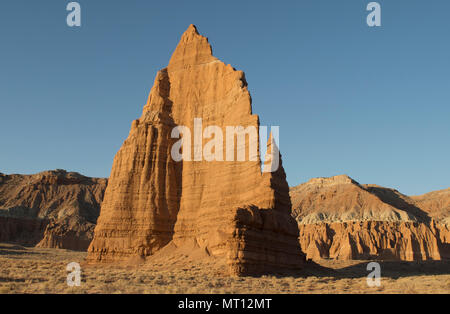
[[0, 243, 449, 294]]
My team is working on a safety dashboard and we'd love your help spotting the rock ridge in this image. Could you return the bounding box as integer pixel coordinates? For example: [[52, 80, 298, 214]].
[[0, 169, 107, 250], [290, 175, 450, 261]]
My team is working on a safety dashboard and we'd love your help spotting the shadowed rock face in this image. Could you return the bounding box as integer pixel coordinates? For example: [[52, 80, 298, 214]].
[[410, 188, 450, 225], [0, 170, 107, 250], [87, 25, 305, 275], [290, 175, 450, 261]]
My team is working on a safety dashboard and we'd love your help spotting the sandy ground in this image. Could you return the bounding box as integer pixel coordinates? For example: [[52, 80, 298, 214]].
[[0, 242, 449, 294]]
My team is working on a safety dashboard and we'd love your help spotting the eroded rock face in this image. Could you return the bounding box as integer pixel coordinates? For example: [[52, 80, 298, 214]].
[[411, 188, 450, 225], [0, 170, 107, 250], [291, 175, 420, 224], [291, 175, 450, 261], [36, 217, 96, 251], [87, 25, 305, 275], [0, 216, 48, 246], [298, 221, 441, 261]]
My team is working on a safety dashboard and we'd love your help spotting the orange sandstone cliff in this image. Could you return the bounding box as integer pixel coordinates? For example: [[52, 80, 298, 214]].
[[87, 25, 305, 275]]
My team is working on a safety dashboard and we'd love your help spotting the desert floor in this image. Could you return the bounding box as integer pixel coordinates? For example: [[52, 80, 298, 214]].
[[0, 242, 449, 294]]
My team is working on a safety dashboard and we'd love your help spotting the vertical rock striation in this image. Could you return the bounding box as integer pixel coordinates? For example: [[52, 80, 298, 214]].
[[87, 25, 305, 275]]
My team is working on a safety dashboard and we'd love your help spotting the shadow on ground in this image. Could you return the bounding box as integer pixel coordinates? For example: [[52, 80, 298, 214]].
[[290, 259, 450, 279], [0, 242, 45, 256]]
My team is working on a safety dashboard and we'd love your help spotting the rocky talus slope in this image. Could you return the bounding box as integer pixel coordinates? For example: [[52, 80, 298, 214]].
[[87, 25, 305, 275], [290, 175, 450, 261], [0, 170, 107, 250]]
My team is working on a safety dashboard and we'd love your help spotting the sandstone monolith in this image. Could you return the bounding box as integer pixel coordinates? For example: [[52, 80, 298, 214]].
[[87, 25, 305, 275]]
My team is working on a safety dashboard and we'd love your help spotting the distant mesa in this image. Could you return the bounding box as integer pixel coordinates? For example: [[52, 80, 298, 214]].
[[290, 175, 450, 261], [0, 169, 107, 251]]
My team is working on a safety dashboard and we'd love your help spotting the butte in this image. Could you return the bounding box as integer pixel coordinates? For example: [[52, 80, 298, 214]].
[[87, 25, 305, 275]]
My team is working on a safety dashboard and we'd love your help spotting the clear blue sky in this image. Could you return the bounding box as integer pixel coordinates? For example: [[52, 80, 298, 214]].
[[1, 0, 449, 196]]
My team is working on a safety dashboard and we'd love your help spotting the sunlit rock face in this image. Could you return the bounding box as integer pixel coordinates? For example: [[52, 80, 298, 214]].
[[87, 25, 306, 275], [291, 175, 450, 261]]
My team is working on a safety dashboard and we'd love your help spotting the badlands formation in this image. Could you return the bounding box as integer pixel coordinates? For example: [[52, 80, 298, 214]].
[[86, 25, 306, 275], [0, 170, 106, 250], [290, 175, 450, 261]]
